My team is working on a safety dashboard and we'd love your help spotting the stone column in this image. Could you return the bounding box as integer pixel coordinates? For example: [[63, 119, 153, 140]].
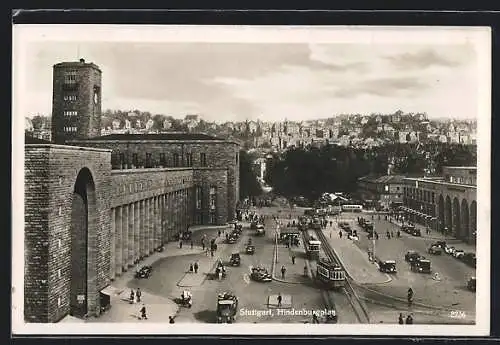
[[155, 196, 161, 247], [161, 194, 165, 245], [110, 207, 116, 280], [153, 196, 160, 249], [128, 203, 134, 267], [122, 204, 129, 271], [145, 198, 150, 255], [134, 201, 140, 262], [115, 206, 123, 276], [149, 197, 154, 254], [140, 199, 146, 258]]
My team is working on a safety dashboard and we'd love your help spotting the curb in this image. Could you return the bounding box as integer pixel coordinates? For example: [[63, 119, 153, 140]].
[[354, 283, 456, 311]]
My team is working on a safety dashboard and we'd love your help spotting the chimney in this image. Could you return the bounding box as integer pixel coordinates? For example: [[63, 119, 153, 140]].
[[79, 58, 85, 63]]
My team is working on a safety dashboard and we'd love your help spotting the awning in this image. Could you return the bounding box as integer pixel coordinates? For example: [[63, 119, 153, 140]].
[[100, 285, 120, 296]]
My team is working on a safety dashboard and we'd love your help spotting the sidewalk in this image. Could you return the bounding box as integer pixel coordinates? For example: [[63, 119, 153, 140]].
[[321, 228, 391, 285]]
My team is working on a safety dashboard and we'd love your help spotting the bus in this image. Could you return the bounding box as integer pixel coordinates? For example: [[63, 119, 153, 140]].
[[341, 204, 363, 212]]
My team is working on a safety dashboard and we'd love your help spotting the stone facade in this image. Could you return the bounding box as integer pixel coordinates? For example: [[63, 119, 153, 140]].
[[52, 60, 102, 144], [25, 144, 112, 323], [69, 135, 240, 222], [402, 167, 477, 244]]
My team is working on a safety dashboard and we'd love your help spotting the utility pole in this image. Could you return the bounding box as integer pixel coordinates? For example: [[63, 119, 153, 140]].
[[372, 226, 376, 262]]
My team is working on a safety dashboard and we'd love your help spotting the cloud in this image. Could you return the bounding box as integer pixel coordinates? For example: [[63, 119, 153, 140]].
[[333, 77, 429, 98], [385, 48, 464, 69]]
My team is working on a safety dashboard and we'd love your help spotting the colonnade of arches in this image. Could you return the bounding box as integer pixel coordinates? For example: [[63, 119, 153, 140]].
[[437, 194, 476, 244]]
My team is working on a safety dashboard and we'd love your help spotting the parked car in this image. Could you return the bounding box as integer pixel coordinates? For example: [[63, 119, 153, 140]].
[[444, 246, 456, 255], [135, 265, 153, 279], [467, 277, 476, 292], [410, 228, 422, 237], [410, 258, 431, 274], [462, 252, 476, 268], [453, 249, 465, 259], [405, 250, 422, 263], [378, 260, 397, 273], [435, 241, 447, 249], [428, 245, 443, 255]]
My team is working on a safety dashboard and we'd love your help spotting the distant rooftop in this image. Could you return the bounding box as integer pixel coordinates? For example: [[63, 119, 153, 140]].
[[359, 175, 406, 184], [73, 132, 223, 141]]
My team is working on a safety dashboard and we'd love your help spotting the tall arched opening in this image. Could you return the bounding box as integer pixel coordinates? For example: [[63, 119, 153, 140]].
[[470, 200, 477, 244], [70, 168, 97, 318], [438, 194, 445, 232], [461, 199, 469, 242], [445, 195, 452, 234], [452, 197, 461, 239]]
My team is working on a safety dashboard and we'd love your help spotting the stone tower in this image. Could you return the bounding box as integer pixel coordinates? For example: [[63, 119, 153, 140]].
[[51, 58, 102, 144]]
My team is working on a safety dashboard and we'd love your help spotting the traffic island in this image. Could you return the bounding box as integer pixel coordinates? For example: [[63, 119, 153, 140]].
[[322, 228, 391, 285], [272, 234, 311, 284]]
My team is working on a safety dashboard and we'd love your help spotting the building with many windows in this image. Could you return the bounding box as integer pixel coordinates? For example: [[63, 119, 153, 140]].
[[402, 166, 476, 244], [24, 59, 240, 323], [357, 175, 405, 210]]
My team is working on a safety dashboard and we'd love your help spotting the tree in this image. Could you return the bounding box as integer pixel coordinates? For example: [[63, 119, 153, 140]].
[[239, 150, 263, 199]]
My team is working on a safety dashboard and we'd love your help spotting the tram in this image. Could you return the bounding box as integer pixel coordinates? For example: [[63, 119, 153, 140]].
[[316, 257, 346, 289], [306, 238, 321, 260]]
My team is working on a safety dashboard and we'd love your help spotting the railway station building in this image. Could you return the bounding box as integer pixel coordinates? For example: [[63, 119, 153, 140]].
[[24, 59, 240, 323], [401, 166, 477, 245]]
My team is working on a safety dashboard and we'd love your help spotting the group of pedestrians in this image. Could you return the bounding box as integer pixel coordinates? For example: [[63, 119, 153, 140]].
[[398, 312, 414, 324], [188, 261, 200, 274], [129, 288, 142, 304]]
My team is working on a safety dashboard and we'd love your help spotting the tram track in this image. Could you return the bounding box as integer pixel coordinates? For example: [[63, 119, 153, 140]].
[[313, 228, 371, 324]]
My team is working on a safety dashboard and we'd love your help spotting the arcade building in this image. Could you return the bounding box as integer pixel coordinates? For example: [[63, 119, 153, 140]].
[[24, 59, 240, 323]]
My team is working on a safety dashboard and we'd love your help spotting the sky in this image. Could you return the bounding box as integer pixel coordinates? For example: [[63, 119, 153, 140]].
[[18, 28, 483, 123]]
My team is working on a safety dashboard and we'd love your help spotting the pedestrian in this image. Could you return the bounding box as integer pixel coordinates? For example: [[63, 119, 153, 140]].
[[190, 241, 194, 249], [292, 255, 296, 265], [139, 304, 147, 320], [169, 316, 175, 324], [194, 261, 199, 273], [339, 231, 342, 239], [179, 240, 183, 249], [405, 314, 413, 324], [281, 265, 286, 279], [277, 293, 282, 307], [304, 265, 308, 277], [397, 230, 401, 238], [202, 240, 205, 251], [211, 250, 214, 257], [129, 289, 135, 304], [398, 313, 404, 324], [407, 287, 414, 307], [136, 288, 142, 303], [330, 221, 333, 227], [189, 263, 194, 273], [205, 247, 209, 256], [375, 232, 379, 240], [312, 312, 319, 324], [218, 230, 221, 237]]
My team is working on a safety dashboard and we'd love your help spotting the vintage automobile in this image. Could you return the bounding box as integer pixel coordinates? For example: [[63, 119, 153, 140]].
[[410, 257, 431, 274], [176, 290, 193, 308], [135, 265, 153, 279], [467, 277, 476, 292], [428, 245, 443, 255], [250, 266, 272, 282], [401, 225, 415, 234], [404, 250, 422, 263], [434, 241, 447, 249], [312, 310, 338, 324], [245, 244, 255, 255], [226, 235, 237, 244], [229, 253, 241, 266], [255, 224, 265, 236], [378, 259, 397, 273], [214, 260, 227, 279], [462, 252, 476, 268], [410, 228, 422, 237], [445, 246, 456, 255], [234, 223, 243, 232], [216, 292, 238, 323], [453, 249, 465, 259]]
